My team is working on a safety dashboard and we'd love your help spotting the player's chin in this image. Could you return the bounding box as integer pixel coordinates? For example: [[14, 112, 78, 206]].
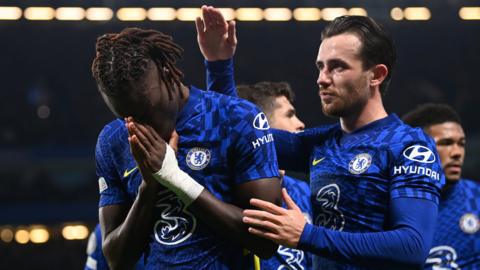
[[445, 171, 461, 182], [321, 103, 342, 117]]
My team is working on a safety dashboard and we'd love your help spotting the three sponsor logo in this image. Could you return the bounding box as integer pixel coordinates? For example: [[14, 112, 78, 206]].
[[315, 184, 345, 231], [426, 246, 460, 270]]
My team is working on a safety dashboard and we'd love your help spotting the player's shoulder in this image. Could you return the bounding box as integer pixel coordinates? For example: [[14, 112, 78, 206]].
[[97, 119, 128, 145], [460, 178, 480, 193], [385, 116, 436, 151], [195, 86, 261, 119], [97, 119, 127, 144]]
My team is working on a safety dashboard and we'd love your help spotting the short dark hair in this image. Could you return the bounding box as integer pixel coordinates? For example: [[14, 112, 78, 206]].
[[92, 28, 184, 100], [402, 103, 462, 129], [321, 16, 397, 95], [236, 81, 295, 116]]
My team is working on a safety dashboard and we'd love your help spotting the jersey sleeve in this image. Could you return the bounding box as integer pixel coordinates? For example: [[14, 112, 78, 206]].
[[272, 125, 332, 173], [229, 102, 280, 184], [389, 131, 444, 204], [95, 128, 128, 208], [298, 197, 438, 268], [205, 58, 237, 97]]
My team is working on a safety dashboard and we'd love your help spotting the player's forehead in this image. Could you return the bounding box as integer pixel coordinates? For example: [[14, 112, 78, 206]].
[[316, 33, 363, 64], [428, 122, 465, 140]]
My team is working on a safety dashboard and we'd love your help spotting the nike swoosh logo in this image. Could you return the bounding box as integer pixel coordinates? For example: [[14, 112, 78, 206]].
[[312, 157, 325, 166], [123, 166, 138, 178]]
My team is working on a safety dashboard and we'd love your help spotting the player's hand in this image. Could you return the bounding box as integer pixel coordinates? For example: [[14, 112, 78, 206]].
[[169, 130, 179, 154], [195, 5, 237, 61], [243, 188, 306, 248], [126, 117, 166, 174]]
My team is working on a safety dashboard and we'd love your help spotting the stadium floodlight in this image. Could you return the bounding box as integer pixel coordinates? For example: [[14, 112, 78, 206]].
[[0, 227, 14, 243], [264, 8, 292, 21], [321, 8, 348, 21], [0, 6, 22, 20], [24, 7, 55, 20], [236, 8, 263, 21], [176, 8, 201, 21], [148, 8, 176, 21], [117, 7, 147, 21], [15, 228, 29, 244], [293, 8, 321, 21], [348, 8, 367, 16], [217, 8, 235, 21], [86, 7, 113, 21], [62, 225, 89, 240], [390, 7, 404, 21], [459, 7, 480, 20], [29, 226, 49, 244], [404, 7, 431, 20], [56, 7, 85, 21]]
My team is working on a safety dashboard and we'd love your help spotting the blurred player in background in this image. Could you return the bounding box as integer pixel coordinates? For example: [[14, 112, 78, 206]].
[[236, 82, 312, 270], [90, 6, 282, 270], [402, 103, 480, 269], [195, 10, 313, 268]]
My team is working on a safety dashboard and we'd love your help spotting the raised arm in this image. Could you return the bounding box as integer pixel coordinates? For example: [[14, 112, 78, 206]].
[[126, 118, 282, 258], [196, 6, 237, 96], [95, 130, 158, 270]]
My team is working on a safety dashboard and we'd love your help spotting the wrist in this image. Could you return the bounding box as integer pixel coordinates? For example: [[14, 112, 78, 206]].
[[152, 144, 204, 206], [204, 58, 233, 71]]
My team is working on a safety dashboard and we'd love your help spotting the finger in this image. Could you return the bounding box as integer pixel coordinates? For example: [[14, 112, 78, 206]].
[[282, 188, 301, 211], [134, 122, 158, 147], [203, 6, 214, 27], [142, 124, 165, 146], [250, 198, 286, 215], [243, 209, 283, 225], [129, 122, 153, 151], [243, 216, 279, 232], [195, 16, 205, 34], [227, 20, 237, 45], [247, 227, 281, 243], [168, 130, 179, 153], [129, 134, 150, 163], [211, 7, 226, 25]]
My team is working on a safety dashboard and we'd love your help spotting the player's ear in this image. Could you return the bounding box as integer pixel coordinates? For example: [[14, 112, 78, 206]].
[[369, 64, 388, 88]]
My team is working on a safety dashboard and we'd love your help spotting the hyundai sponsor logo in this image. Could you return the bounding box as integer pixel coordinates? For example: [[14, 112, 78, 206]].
[[402, 145, 435, 163], [393, 165, 441, 181], [253, 112, 270, 130], [251, 134, 274, 149]]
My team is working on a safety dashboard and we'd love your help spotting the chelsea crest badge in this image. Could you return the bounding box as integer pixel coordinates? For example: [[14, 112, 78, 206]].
[[186, 147, 211, 170]]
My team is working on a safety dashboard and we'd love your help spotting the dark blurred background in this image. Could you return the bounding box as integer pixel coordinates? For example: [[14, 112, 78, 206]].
[[1, 0, 479, 269]]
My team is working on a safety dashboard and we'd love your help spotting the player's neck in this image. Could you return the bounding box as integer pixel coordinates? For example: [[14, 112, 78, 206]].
[[178, 84, 190, 110], [340, 99, 387, 133]]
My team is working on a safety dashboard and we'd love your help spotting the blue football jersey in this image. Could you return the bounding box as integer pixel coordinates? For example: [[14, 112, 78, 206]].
[[95, 86, 280, 269], [425, 179, 480, 270], [294, 114, 444, 269], [260, 175, 313, 270]]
